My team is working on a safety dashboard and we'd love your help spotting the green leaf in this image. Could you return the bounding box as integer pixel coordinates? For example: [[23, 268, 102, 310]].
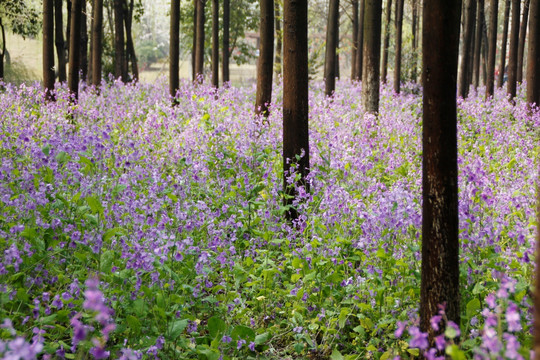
[[42, 144, 51, 156], [231, 325, 255, 342], [330, 348, 344, 360], [100, 250, 114, 274], [446, 345, 466, 360], [196, 345, 220, 360], [86, 196, 104, 216], [208, 316, 226, 338], [126, 315, 141, 335], [466, 298, 480, 319], [254, 332, 270, 345], [167, 319, 188, 341], [55, 151, 70, 164], [103, 227, 125, 242]]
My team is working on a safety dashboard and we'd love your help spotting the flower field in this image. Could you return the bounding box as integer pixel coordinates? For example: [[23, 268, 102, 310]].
[[0, 79, 538, 359]]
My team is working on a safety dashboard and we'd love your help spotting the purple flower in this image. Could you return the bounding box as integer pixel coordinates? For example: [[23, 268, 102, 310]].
[[221, 335, 232, 344], [394, 321, 406, 338], [430, 315, 442, 331], [408, 326, 428, 350], [248, 341, 255, 351], [505, 302, 521, 332], [237, 339, 246, 350], [89, 346, 110, 359]]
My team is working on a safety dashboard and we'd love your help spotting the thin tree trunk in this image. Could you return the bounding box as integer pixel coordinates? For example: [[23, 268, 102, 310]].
[[381, 0, 392, 84], [507, 0, 520, 100], [255, 0, 274, 115], [170, 0, 180, 99], [192, 0, 197, 81], [458, 0, 475, 98], [335, 22, 340, 79], [0, 19, 5, 79], [124, 0, 138, 81], [223, 0, 230, 83], [275, 0, 282, 75], [498, 0, 511, 88], [195, 0, 205, 82], [325, 0, 339, 96], [517, 0, 530, 83], [526, 0, 539, 107], [44, 0, 56, 100], [411, 0, 418, 82], [54, 0, 67, 82], [351, 0, 358, 80], [421, 0, 461, 346], [362, 0, 382, 114], [481, 11, 488, 85], [80, 0, 88, 81], [486, 0, 498, 97], [212, 0, 219, 87], [91, 0, 103, 87], [472, 0, 484, 89], [283, 0, 309, 221], [67, 0, 72, 60], [354, 0, 365, 81], [394, 0, 404, 93], [114, 0, 126, 80], [68, 0, 82, 100]]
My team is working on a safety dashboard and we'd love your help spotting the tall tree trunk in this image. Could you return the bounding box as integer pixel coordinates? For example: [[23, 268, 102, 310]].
[[283, 0, 309, 221], [192, 0, 197, 81], [481, 11, 489, 85], [91, 0, 103, 87], [44, 0, 56, 100], [67, 0, 72, 60], [527, 0, 539, 107], [68, 0, 82, 100], [223, 0, 230, 83], [351, 0, 358, 80], [486, 0, 498, 97], [507, 0, 520, 100], [170, 0, 180, 99], [472, 0, 484, 89], [275, 0, 282, 75], [114, 0, 126, 80], [0, 19, 5, 79], [394, 0, 404, 93], [325, 0, 339, 96], [54, 0, 67, 82], [498, 0, 511, 88], [517, 0, 530, 83], [381, 0, 392, 84], [80, 0, 88, 81], [256, 0, 274, 115], [335, 22, 340, 79], [458, 0, 475, 98], [354, 0, 365, 81], [124, 0, 138, 81], [212, 0, 219, 87], [421, 0, 461, 346], [411, 0, 418, 82], [362, 0, 382, 115], [195, 0, 205, 82]]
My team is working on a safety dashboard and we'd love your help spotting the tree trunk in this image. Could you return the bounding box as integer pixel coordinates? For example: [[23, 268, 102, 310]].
[[335, 22, 340, 79], [256, 0, 274, 115], [411, 0, 418, 82], [192, 0, 197, 81], [481, 10, 489, 85], [67, 0, 72, 60], [283, 0, 309, 221], [0, 19, 5, 80], [458, 0, 475, 98], [223, 0, 230, 83], [354, 0, 365, 81], [80, 0, 88, 81], [351, 0, 358, 80], [91, 0, 103, 88], [362, 0, 382, 115], [170, 0, 180, 99], [380, 0, 392, 84], [507, 0, 520, 100], [68, 0, 82, 100], [472, 0, 484, 89], [54, 0, 67, 82], [275, 0, 282, 75], [124, 0, 138, 81], [393, 0, 404, 93], [114, 0, 126, 80], [486, 0, 498, 97], [498, 0, 511, 88], [324, 0, 339, 96], [195, 0, 205, 82], [421, 0, 461, 346], [527, 0, 540, 107], [517, 0, 530, 83], [44, 0, 56, 100], [212, 0, 219, 87]]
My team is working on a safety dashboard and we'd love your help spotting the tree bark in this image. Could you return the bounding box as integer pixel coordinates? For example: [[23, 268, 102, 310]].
[[67, 0, 72, 60], [354, 0, 365, 81], [421, 0, 461, 346], [80, 0, 88, 81], [324, 0, 339, 96], [527, 0, 540, 107], [195, 0, 205, 82], [192, 0, 197, 81], [393, 0, 404, 93], [0, 19, 5, 80], [283, 0, 309, 221], [44, 0, 56, 100], [275, 0, 282, 75], [124, 0, 139, 81], [507, 0, 520, 100], [68, 0, 82, 100], [351, 0, 358, 80], [472, 0, 484, 89], [380, 0, 392, 84], [91, 0, 103, 88], [114, 0, 126, 80], [256, 0, 275, 115], [498, 0, 511, 88], [170, 0, 180, 99], [361, 0, 382, 115], [486, 0, 498, 97], [517, 0, 530, 83], [211, 0, 219, 87], [54, 0, 67, 82], [411, 0, 418, 82], [223, 0, 230, 83], [458, 0, 475, 98]]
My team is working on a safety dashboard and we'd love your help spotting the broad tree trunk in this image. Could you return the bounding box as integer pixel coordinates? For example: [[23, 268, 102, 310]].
[[394, 0, 404, 93], [195, 0, 205, 82], [283, 0, 309, 221], [91, 0, 103, 87], [114, 0, 126, 80], [170, 0, 180, 99], [421, 0, 461, 346], [212, 0, 219, 87], [517, 0, 530, 83], [380, 0, 392, 84], [255, 0, 274, 115], [486, 0, 498, 97], [67, 0, 72, 60], [354, 0, 365, 81], [498, 0, 511, 88], [124, 0, 139, 81], [80, 0, 88, 81], [54, 0, 67, 82], [275, 0, 282, 75], [527, 0, 539, 107], [351, 0, 358, 80], [507, 0, 520, 100], [223, 0, 230, 83], [44, 0, 56, 100], [472, 0, 484, 89], [68, 0, 82, 100], [362, 0, 383, 114], [458, 0, 475, 98], [324, 0, 339, 96]]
